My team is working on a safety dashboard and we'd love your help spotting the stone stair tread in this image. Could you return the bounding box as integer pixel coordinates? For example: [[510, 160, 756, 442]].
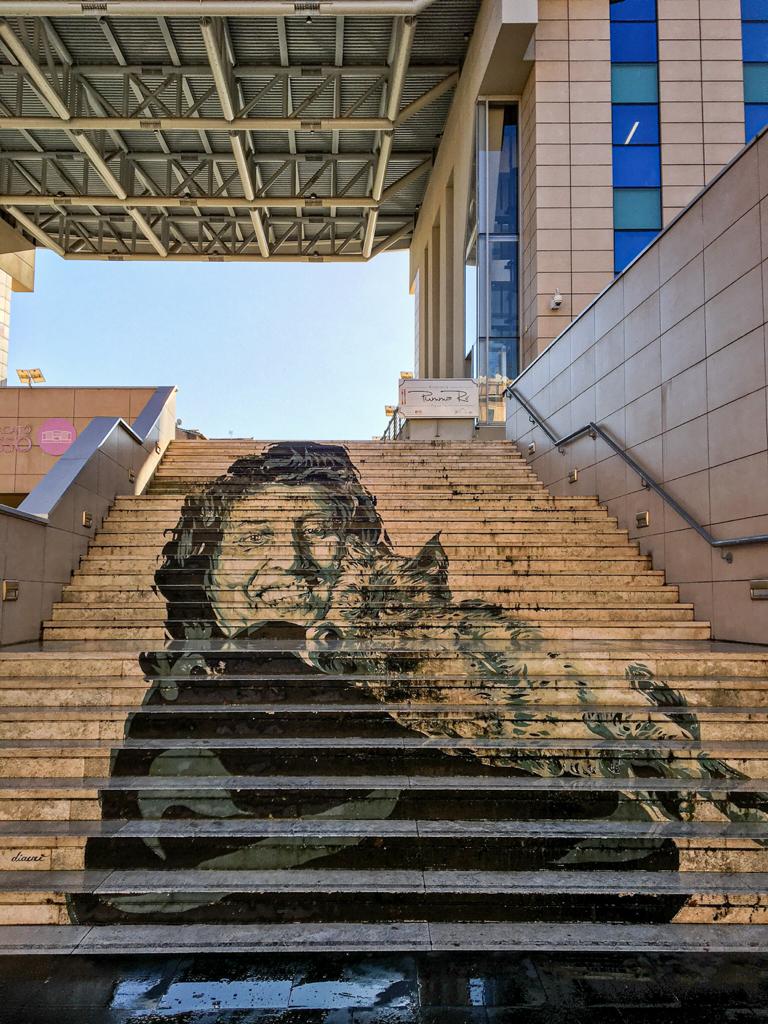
[[4, 868, 768, 895], [3, 734, 763, 751], [2, 701, 764, 716], [1, 818, 766, 839], [2, 773, 767, 793], [5, 921, 768, 955]]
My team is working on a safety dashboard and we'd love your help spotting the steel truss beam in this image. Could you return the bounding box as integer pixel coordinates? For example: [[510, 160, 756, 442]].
[[0, 8, 454, 259]]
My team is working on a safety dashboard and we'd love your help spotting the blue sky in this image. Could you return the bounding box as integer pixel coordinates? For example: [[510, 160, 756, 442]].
[[10, 250, 415, 440]]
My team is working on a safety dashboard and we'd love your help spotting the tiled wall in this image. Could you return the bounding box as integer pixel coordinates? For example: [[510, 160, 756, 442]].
[[0, 387, 157, 496], [520, 0, 749, 369], [658, 0, 745, 223], [520, 0, 616, 365], [507, 131, 768, 644]]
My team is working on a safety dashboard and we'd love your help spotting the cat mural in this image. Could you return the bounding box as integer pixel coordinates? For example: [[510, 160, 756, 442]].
[[68, 442, 768, 925]]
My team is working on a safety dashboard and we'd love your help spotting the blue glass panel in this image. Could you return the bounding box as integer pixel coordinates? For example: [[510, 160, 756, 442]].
[[745, 63, 768, 101], [491, 108, 518, 234], [612, 145, 661, 186], [612, 104, 660, 144], [610, 22, 658, 62], [614, 230, 658, 274], [742, 0, 768, 21], [489, 240, 518, 339], [610, 0, 656, 21], [746, 103, 768, 138], [611, 64, 659, 102], [743, 21, 768, 61], [614, 188, 661, 229]]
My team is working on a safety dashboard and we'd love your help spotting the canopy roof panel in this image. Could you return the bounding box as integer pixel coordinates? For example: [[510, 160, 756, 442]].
[[0, 0, 480, 262]]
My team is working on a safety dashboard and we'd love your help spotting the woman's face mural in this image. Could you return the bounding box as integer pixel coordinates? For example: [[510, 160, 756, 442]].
[[208, 484, 351, 633]]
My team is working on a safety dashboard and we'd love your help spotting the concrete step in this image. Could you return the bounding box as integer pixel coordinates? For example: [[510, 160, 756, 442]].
[[5, 921, 768, 954], [85, 540, 643, 557], [2, 770, 768, 823], [1, 732, 762, 781], [5, 868, 768, 927], [97, 520, 626, 535], [110, 499, 612, 518], [47, 606, 699, 625], [59, 588, 683, 606], [41, 624, 713, 642], [65, 571, 671, 590]]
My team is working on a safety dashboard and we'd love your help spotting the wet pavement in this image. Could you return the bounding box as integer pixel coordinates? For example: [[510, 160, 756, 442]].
[[1, 951, 768, 1023]]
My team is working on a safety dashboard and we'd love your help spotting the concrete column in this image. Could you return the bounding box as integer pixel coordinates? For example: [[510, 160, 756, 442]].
[[0, 270, 10, 386], [429, 221, 441, 376], [439, 185, 455, 376]]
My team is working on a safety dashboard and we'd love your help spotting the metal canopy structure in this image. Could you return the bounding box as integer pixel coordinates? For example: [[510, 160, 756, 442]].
[[0, 1, 479, 262]]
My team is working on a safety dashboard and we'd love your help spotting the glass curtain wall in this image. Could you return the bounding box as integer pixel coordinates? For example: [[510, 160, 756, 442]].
[[610, 0, 662, 275], [742, 0, 768, 140], [466, 101, 520, 390]]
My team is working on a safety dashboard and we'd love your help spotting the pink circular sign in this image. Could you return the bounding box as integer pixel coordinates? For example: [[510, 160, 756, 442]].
[[37, 418, 77, 456]]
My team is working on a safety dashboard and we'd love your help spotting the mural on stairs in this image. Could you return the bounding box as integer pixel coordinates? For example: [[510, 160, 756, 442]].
[[69, 442, 768, 926]]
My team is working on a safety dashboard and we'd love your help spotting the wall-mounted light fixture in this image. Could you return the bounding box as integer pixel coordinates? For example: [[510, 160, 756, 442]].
[[81, 511, 93, 529], [568, 468, 578, 483], [636, 511, 650, 529], [2, 581, 19, 601]]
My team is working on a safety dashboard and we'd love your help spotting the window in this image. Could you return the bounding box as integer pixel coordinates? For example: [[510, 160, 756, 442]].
[[611, 64, 658, 102], [614, 230, 658, 271], [610, 21, 657, 62], [743, 1, 768, 140], [614, 188, 661, 229], [611, 104, 660, 145], [471, 102, 520, 381], [610, 0, 661, 274]]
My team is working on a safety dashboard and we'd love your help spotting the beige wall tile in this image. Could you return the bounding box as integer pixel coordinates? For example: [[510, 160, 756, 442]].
[[704, 207, 762, 300], [708, 390, 768, 467], [704, 266, 764, 355], [706, 327, 767, 409]]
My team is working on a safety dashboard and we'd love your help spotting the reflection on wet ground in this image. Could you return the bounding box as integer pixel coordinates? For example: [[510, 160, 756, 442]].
[[2, 952, 768, 1023]]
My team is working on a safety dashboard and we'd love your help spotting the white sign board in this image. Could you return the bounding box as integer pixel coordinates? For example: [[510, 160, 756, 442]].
[[398, 379, 480, 419]]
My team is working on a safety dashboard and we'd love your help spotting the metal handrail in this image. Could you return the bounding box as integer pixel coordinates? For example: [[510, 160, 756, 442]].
[[381, 408, 405, 442], [505, 384, 768, 552]]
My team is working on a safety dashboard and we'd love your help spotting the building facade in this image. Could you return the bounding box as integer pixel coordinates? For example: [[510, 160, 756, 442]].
[[412, 0, 762, 387]]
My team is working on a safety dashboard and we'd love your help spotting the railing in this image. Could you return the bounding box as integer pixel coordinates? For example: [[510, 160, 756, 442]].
[[0, 385, 177, 645], [506, 384, 768, 554], [380, 408, 405, 442]]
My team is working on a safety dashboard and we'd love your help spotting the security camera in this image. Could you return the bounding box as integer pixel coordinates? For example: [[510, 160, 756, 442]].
[[550, 288, 563, 310]]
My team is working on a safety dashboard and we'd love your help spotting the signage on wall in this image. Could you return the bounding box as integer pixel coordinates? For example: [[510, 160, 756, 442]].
[[0, 424, 31, 454], [37, 418, 77, 456], [398, 379, 480, 419]]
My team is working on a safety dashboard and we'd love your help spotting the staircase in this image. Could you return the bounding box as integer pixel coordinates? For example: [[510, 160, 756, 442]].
[[0, 438, 767, 954]]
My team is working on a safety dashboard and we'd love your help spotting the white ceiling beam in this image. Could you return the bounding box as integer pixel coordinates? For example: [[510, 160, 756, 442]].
[[0, 1, 440, 14], [0, 115, 392, 132], [370, 218, 413, 256], [0, 20, 70, 120], [126, 207, 167, 256], [7, 206, 65, 256], [0, 193, 377, 209], [364, 15, 416, 259], [200, 16, 269, 256]]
